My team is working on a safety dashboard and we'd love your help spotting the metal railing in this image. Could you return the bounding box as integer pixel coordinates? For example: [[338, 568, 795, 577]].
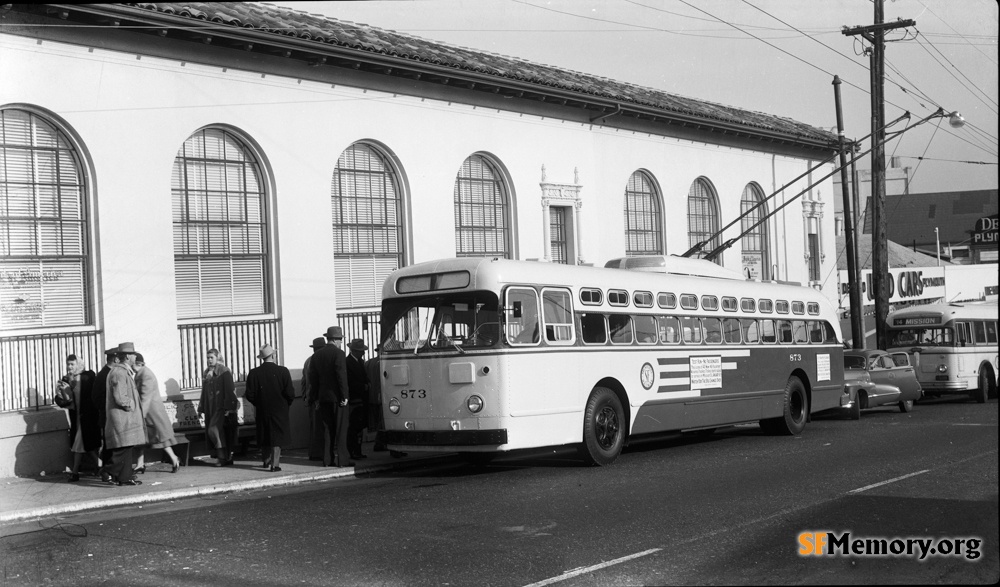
[[339, 310, 381, 353], [178, 318, 281, 390], [0, 330, 103, 411]]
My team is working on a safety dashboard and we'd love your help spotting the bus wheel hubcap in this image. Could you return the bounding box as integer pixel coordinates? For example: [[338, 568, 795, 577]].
[[596, 406, 619, 448]]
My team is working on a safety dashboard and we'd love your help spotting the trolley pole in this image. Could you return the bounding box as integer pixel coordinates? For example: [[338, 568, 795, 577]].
[[843, 1, 914, 350], [833, 76, 864, 349]]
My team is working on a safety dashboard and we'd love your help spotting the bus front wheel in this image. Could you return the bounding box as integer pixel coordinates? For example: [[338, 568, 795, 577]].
[[580, 387, 625, 466], [761, 376, 808, 436], [972, 368, 992, 403]]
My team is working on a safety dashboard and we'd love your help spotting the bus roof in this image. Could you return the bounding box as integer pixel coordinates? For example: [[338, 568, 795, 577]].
[[889, 301, 1000, 324], [383, 257, 836, 315]]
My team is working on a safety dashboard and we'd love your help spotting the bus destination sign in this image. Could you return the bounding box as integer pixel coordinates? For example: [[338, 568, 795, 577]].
[[893, 316, 940, 326]]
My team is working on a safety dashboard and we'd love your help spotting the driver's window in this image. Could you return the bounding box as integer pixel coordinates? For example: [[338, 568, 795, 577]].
[[506, 287, 540, 346], [891, 353, 910, 367]]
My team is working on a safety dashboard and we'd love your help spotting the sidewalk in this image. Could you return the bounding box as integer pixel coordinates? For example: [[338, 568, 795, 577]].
[[0, 442, 452, 526]]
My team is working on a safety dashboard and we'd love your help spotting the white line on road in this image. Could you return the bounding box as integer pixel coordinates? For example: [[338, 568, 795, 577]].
[[522, 548, 662, 587], [848, 470, 930, 494]]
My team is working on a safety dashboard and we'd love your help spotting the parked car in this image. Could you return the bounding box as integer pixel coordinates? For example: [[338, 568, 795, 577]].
[[841, 349, 923, 419]]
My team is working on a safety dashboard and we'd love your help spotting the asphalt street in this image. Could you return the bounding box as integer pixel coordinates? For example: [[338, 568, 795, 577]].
[[1, 396, 997, 586]]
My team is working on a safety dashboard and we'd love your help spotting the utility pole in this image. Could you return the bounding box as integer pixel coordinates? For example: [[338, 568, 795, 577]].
[[833, 76, 863, 349], [843, 1, 914, 350]]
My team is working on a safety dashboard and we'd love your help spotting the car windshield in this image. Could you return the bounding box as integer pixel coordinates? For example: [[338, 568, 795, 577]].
[[380, 291, 500, 353], [844, 355, 867, 370], [889, 327, 953, 347]]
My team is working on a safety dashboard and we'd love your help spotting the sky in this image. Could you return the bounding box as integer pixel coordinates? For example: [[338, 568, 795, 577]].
[[269, 0, 998, 195]]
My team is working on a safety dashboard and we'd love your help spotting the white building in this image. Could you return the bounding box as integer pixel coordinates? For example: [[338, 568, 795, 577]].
[[0, 3, 842, 476]]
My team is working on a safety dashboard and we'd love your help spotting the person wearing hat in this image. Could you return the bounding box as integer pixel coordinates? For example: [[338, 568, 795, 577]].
[[244, 343, 294, 472], [198, 348, 238, 467], [92, 347, 119, 482], [307, 326, 352, 467], [303, 336, 328, 461], [345, 338, 370, 460], [104, 342, 145, 486]]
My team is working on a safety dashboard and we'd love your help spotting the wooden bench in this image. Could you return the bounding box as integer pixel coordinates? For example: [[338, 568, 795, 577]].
[[172, 424, 256, 466]]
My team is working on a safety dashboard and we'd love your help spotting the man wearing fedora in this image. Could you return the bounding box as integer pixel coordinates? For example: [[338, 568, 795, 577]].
[[104, 342, 145, 486], [244, 343, 294, 472], [302, 336, 327, 461], [346, 338, 370, 460], [307, 326, 352, 467]]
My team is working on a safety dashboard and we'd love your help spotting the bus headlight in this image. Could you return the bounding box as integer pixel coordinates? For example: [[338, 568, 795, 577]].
[[467, 395, 484, 413], [389, 397, 401, 414], [937, 364, 948, 373]]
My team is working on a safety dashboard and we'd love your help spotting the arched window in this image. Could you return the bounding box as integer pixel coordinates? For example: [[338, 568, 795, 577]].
[[1, 108, 91, 330], [454, 154, 511, 258], [741, 183, 770, 280], [687, 178, 721, 265], [624, 170, 663, 256], [172, 128, 271, 319], [332, 143, 404, 309]]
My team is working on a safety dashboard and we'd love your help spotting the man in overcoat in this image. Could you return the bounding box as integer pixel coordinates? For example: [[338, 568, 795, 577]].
[[245, 344, 294, 471], [104, 342, 146, 486], [307, 326, 352, 467], [303, 336, 327, 461], [346, 338, 370, 460]]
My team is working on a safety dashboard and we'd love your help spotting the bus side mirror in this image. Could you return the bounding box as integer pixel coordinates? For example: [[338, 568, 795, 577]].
[[512, 301, 522, 318]]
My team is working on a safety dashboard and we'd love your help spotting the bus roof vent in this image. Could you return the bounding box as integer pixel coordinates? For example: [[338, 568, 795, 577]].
[[604, 255, 744, 280]]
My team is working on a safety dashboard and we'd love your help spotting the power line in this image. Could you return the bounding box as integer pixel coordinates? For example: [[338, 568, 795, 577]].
[[914, 0, 998, 66], [915, 29, 999, 114]]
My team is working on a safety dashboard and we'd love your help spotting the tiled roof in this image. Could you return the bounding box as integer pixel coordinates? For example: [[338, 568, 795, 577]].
[[118, 2, 838, 148]]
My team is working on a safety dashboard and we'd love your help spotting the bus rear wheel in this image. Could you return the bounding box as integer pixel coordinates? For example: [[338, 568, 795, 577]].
[[761, 376, 808, 436], [580, 387, 624, 466]]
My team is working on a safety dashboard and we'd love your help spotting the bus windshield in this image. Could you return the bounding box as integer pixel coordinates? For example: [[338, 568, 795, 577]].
[[889, 327, 953, 347], [381, 291, 501, 353]]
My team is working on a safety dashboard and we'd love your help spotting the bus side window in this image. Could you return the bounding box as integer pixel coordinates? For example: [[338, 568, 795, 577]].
[[506, 287, 540, 345], [703, 318, 722, 344], [973, 321, 988, 345], [823, 322, 838, 344], [760, 320, 776, 344], [542, 288, 574, 343], [681, 317, 702, 344], [580, 313, 607, 344], [792, 320, 808, 344], [634, 315, 657, 344], [956, 322, 969, 346], [741, 319, 760, 344], [658, 316, 680, 344], [987, 321, 998, 344], [723, 318, 741, 344], [777, 320, 793, 344], [808, 321, 822, 343], [609, 314, 633, 344]]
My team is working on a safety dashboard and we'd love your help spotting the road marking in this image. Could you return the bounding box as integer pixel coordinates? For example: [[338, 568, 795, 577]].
[[522, 548, 661, 587], [848, 470, 930, 494]]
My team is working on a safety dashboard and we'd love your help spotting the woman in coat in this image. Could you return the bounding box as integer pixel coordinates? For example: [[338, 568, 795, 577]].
[[57, 354, 102, 482], [198, 349, 238, 467], [133, 354, 181, 473], [244, 343, 294, 472]]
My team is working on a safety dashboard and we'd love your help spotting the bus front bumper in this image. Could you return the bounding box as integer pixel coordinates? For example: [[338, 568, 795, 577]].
[[383, 429, 509, 446]]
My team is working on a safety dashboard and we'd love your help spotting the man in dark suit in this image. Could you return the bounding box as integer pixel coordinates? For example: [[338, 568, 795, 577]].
[[345, 338, 370, 460], [307, 326, 352, 467], [91, 348, 118, 483]]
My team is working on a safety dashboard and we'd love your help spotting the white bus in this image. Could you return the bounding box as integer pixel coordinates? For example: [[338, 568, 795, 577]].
[[377, 257, 845, 465], [887, 302, 998, 403]]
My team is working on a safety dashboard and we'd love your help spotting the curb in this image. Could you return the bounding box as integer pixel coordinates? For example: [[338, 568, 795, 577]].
[[0, 454, 457, 525]]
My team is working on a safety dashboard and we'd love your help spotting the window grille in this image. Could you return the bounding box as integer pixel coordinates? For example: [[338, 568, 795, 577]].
[[1, 109, 90, 330], [332, 143, 404, 309], [740, 183, 770, 280], [172, 128, 269, 319], [624, 171, 662, 256], [687, 178, 721, 265], [454, 155, 510, 258]]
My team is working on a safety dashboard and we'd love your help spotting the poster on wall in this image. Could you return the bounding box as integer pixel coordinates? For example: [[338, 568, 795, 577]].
[[742, 253, 763, 281]]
